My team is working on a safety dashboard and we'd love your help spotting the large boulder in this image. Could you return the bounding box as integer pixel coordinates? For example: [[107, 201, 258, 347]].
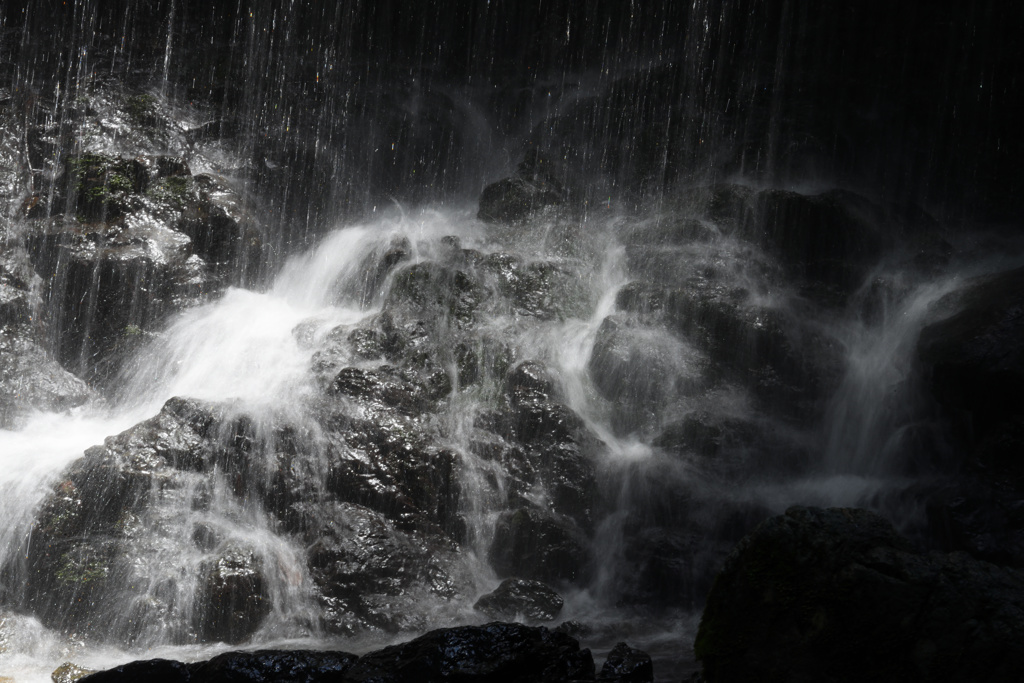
[[917, 266, 1024, 566], [473, 578, 564, 622], [918, 266, 1024, 456], [694, 506, 1024, 683], [489, 507, 589, 584], [343, 622, 594, 683], [188, 650, 359, 683], [588, 316, 705, 433], [302, 501, 462, 635], [7, 85, 267, 384], [79, 623, 604, 683], [615, 280, 842, 422], [15, 397, 223, 635], [477, 150, 567, 224], [597, 642, 653, 683], [24, 152, 264, 382]]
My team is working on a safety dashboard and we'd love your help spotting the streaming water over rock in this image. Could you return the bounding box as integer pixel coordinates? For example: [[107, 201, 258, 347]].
[[0, 2, 1021, 681]]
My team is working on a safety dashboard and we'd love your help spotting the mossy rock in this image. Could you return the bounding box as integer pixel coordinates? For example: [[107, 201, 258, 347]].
[[66, 153, 147, 221], [146, 175, 195, 208]]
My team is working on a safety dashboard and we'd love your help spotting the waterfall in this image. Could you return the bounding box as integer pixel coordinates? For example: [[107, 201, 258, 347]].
[[0, 2, 1020, 681]]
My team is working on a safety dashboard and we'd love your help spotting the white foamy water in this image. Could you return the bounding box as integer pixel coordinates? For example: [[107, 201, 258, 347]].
[[0, 211, 486, 681], [2, 203, 1020, 683]]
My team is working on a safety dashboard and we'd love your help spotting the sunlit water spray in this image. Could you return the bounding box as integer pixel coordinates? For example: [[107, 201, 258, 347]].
[[2, 201, 1020, 683], [0, 211, 485, 680]]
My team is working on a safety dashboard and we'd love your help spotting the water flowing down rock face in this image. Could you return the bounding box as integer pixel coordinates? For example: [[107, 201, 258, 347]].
[[694, 507, 1024, 683], [0, 2, 1021, 681]]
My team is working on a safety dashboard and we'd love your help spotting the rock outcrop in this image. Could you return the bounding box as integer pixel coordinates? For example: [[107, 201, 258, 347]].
[[918, 266, 1024, 566], [474, 578, 565, 622], [694, 506, 1024, 683], [78, 623, 615, 683]]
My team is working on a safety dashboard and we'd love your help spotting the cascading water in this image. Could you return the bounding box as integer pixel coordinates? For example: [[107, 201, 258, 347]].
[[0, 2, 1020, 682]]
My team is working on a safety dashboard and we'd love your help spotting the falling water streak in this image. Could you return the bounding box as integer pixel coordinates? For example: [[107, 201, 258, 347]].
[[821, 278, 961, 478], [161, 1, 176, 100]]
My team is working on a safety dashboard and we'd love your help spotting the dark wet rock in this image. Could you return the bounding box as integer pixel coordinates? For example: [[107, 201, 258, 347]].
[[478, 150, 567, 224], [622, 214, 718, 249], [478, 252, 590, 320], [749, 189, 887, 297], [15, 398, 224, 632], [490, 507, 589, 584], [472, 364, 598, 525], [918, 266, 1024, 456], [189, 650, 359, 683], [621, 526, 709, 607], [616, 281, 842, 421], [336, 236, 412, 308], [304, 501, 461, 635], [0, 247, 93, 427], [597, 642, 653, 683], [654, 412, 811, 474], [81, 623, 597, 682], [473, 578, 564, 622], [917, 267, 1024, 565], [330, 365, 438, 415], [386, 262, 485, 329], [326, 357, 453, 415], [553, 620, 591, 638], [588, 316, 704, 433], [0, 327, 93, 429], [319, 411, 462, 538], [176, 173, 265, 274], [345, 621, 594, 683], [506, 360, 557, 404], [16, 98, 265, 381], [926, 483, 1024, 567], [0, 246, 40, 326], [13, 383, 473, 641], [194, 549, 271, 644], [78, 659, 191, 683], [191, 523, 220, 552], [663, 184, 896, 303], [507, 398, 580, 445], [668, 185, 756, 229], [503, 386, 585, 446], [472, 413, 596, 527], [24, 212, 212, 381], [59, 153, 148, 221], [347, 327, 388, 360], [694, 506, 1024, 683], [654, 413, 743, 458]]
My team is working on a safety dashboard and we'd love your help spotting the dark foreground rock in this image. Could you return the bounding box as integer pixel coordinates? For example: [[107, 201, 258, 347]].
[[918, 266, 1024, 473], [917, 266, 1024, 566], [78, 622, 643, 683], [473, 578, 564, 622], [597, 642, 653, 683], [694, 506, 1024, 683]]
